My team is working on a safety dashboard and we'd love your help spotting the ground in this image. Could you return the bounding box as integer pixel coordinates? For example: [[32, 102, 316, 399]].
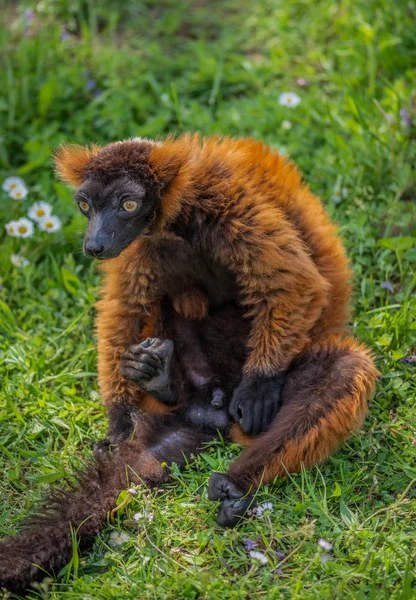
[[0, 1, 415, 598]]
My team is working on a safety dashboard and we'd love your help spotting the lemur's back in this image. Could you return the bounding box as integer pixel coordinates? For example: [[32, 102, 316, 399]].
[[186, 135, 352, 336]]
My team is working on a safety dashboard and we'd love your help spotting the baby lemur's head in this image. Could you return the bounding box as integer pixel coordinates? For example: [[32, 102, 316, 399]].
[[54, 138, 186, 259]]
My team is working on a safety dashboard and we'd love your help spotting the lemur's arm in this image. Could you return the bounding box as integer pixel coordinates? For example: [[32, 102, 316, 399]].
[[96, 242, 206, 443], [212, 205, 330, 434], [96, 263, 160, 442]]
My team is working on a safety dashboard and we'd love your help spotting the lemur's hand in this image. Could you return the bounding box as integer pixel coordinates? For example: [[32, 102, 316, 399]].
[[230, 373, 285, 436], [120, 337, 176, 405]]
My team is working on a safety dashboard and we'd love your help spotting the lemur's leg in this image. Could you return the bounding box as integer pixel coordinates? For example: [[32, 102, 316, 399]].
[[209, 337, 378, 527], [121, 336, 231, 434], [0, 413, 216, 595]]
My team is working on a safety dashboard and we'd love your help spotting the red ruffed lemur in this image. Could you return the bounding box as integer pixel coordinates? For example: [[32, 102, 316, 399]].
[[0, 135, 378, 594]]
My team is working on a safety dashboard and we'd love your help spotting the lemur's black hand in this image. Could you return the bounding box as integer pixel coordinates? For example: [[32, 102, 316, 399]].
[[120, 337, 175, 406], [229, 373, 285, 436]]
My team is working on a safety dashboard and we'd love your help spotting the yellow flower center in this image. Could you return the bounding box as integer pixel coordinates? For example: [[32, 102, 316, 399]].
[[287, 97, 292, 103], [9, 227, 15, 234], [15, 192, 22, 198], [45, 221, 53, 228], [10, 183, 17, 189], [18, 225, 27, 234], [36, 209, 45, 217]]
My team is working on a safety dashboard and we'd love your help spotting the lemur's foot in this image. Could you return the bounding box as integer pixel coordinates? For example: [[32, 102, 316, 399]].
[[120, 338, 175, 405], [208, 472, 255, 527]]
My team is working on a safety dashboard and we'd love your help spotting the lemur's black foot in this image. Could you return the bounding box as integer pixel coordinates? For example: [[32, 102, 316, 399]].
[[120, 337, 175, 405], [208, 472, 255, 527]]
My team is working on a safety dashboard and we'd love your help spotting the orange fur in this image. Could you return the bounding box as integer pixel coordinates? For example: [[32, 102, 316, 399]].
[[172, 288, 209, 320], [229, 336, 379, 487], [56, 134, 377, 474], [54, 144, 101, 186]]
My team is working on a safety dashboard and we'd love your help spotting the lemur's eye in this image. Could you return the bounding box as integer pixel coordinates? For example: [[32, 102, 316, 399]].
[[78, 201, 90, 213], [122, 200, 138, 212]]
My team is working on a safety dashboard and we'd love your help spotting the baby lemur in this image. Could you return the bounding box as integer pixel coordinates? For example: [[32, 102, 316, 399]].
[[0, 135, 378, 594]]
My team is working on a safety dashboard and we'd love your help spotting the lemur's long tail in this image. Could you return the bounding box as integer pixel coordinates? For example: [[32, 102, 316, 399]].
[[0, 445, 138, 594], [0, 412, 207, 595]]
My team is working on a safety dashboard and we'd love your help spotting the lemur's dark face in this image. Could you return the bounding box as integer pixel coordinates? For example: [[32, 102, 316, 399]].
[[75, 175, 156, 259]]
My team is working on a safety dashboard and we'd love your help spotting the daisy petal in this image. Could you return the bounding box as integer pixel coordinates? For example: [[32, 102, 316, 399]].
[[109, 531, 130, 547], [249, 550, 268, 565], [9, 183, 29, 200], [28, 201, 53, 222], [38, 215, 62, 233], [13, 218, 34, 238], [279, 92, 301, 108], [5, 220, 19, 237], [2, 176, 26, 193]]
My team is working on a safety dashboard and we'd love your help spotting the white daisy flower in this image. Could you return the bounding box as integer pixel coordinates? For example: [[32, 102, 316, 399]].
[[249, 550, 268, 565], [11, 254, 30, 267], [330, 187, 348, 203], [109, 530, 130, 547], [14, 218, 34, 238], [255, 501, 274, 518], [2, 176, 26, 193], [28, 201, 53, 222], [133, 511, 154, 523], [38, 215, 62, 233], [279, 92, 301, 108], [9, 183, 29, 200], [5, 220, 19, 237]]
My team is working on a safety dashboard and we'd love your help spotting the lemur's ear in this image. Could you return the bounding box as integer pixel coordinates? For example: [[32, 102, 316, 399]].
[[147, 134, 199, 225], [54, 144, 100, 187], [148, 142, 182, 190]]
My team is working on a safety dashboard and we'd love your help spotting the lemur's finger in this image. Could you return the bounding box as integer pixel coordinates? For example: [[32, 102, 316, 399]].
[[240, 405, 253, 435], [123, 352, 160, 371], [121, 367, 152, 381], [127, 345, 161, 362], [121, 360, 157, 378], [140, 337, 155, 349], [147, 339, 174, 362], [251, 401, 264, 436], [262, 400, 274, 433]]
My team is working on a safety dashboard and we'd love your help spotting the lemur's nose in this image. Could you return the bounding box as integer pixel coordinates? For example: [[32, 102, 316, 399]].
[[84, 240, 105, 258]]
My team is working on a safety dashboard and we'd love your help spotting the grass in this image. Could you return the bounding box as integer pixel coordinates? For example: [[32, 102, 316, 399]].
[[0, 1, 415, 598]]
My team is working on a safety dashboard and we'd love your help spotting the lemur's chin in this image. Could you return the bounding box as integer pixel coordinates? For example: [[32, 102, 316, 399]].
[[83, 248, 122, 260]]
